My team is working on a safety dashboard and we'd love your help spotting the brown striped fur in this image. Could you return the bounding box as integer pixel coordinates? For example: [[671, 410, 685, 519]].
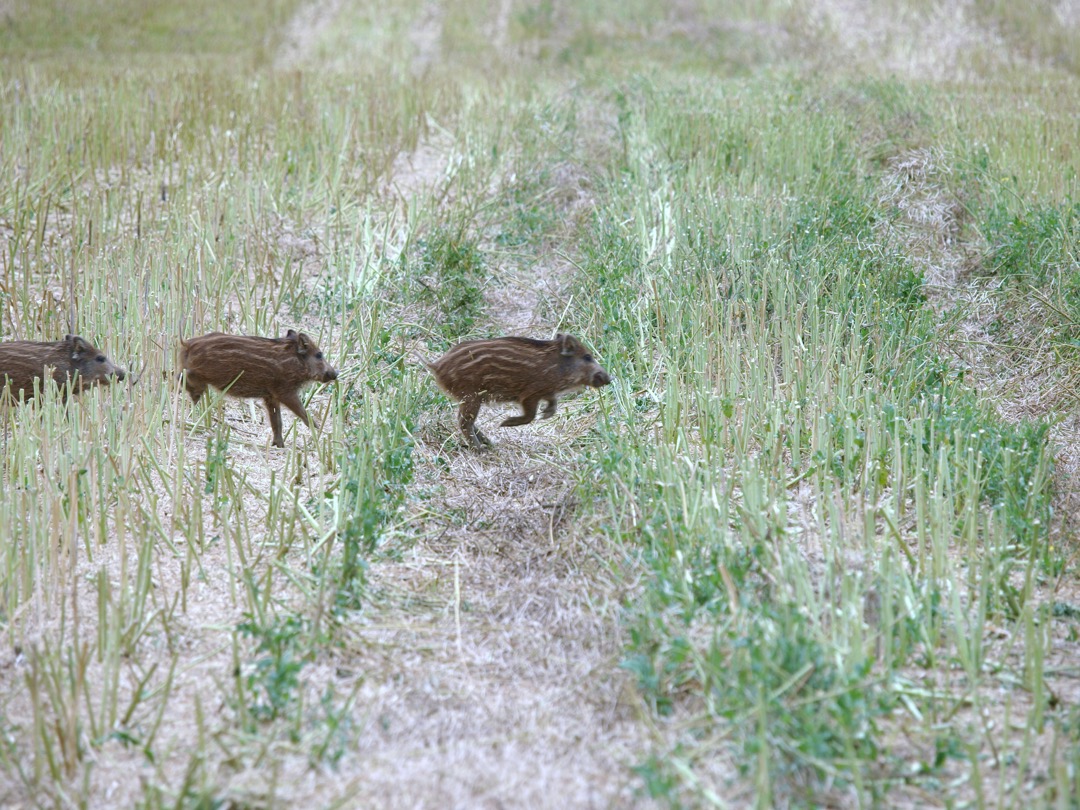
[[0, 335, 126, 400], [180, 329, 338, 447], [426, 333, 610, 448]]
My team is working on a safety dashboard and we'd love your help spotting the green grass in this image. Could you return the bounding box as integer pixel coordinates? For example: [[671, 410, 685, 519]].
[[566, 73, 1069, 804], [1, 0, 1079, 806], [0, 0, 303, 62]]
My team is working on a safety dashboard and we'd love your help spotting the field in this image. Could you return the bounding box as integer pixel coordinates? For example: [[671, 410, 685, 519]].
[[1, 0, 1080, 807]]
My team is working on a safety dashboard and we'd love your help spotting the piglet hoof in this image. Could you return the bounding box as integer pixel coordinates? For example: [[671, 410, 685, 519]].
[[470, 431, 493, 450]]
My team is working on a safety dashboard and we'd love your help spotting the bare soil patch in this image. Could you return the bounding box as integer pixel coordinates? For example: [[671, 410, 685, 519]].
[[275, 0, 345, 70], [804, 0, 1015, 80]]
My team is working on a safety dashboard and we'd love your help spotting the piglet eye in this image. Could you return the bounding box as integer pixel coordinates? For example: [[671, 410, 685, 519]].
[[315, 352, 323, 360], [96, 355, 106, 363], [583, 354, 593, 362]]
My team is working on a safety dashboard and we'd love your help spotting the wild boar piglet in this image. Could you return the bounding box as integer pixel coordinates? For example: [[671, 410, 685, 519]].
[[180, 329, 337, 447], [426, 332, 611, 448], [0, 334, 126, 400]]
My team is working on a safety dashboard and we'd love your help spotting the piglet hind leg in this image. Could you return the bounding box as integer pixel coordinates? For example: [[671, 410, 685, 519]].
[[457, 397, 491, 449], [183, 371, 207, 404], [264, 397, 286, 448], [540, 398, 558, 419], [181, 373, 214, 435]]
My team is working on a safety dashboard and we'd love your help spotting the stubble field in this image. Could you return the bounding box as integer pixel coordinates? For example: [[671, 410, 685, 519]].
[[2, 0, 1080, 807]]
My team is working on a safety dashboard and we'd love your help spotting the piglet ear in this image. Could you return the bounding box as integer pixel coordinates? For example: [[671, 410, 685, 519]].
[[557, 333, 574, 356], [284, 329, 307, 354], [295, 333, 312, 356], [66, 335, 89, 359]]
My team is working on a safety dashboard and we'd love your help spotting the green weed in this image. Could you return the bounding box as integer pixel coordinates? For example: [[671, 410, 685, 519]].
[[410, 227, 488, 342], [235, 613, 309, 724]]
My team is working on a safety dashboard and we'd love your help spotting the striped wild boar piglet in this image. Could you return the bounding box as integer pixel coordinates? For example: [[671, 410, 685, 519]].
[[180, 329, 338, 447], [0, 335, 126, 400], [426, 333, 611, 448]]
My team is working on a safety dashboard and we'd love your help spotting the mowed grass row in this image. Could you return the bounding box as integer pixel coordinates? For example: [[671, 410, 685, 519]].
[[2, 0, 1080, 806], [566, 76, 1080, 805]]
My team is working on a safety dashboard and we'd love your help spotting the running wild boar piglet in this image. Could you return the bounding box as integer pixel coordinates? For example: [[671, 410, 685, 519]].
[[180, 329, 337, 447], [0, 335, 126, 400], [426, 333, 611, 448]]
